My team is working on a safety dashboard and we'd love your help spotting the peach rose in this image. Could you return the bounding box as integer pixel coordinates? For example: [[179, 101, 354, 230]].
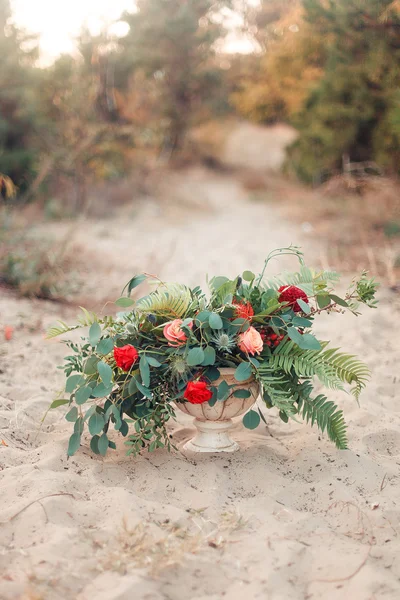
[[238, 326, 264, 355], [163, 319, 193, 347]]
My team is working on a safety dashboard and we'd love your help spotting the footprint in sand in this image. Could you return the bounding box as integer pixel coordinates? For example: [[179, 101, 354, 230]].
[[363, 429, 400, 456]]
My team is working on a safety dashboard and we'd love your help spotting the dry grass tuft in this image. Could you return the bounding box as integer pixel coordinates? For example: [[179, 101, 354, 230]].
[[100, 509, 249, 577]]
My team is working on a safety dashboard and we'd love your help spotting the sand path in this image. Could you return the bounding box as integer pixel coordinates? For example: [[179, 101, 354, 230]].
[[1, 167, 400, 600]]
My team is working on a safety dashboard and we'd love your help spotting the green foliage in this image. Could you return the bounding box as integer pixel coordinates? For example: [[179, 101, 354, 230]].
[[287, 0, 400, 181], [270, 340, 370, 400], [49, 248, 377, 457]]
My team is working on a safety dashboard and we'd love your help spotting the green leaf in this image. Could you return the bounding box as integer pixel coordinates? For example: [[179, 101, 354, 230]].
[[195, 310, 211, 324], [128, 377, 138, 395], [233, 389, 251, 399], [249, 357, 260, 368], [115, 297, 135, 308], [217, 380, 231, 401], [97, 361, 113, 386], [330, 294, 349, 308], [317, 294, 331, 309], [242, 270, 255, 282], [287, 327, 303, 345], [297, 299, 311, 314], [50, 399, 69, 409], [89, 322, 102, 347], [92, 383, 113, 398], [209, 312, 223, 330], [98, 433, 109, 456], [234, 362, 252, 382], [202, 346, 216, 366], [187, 347, 205, 366], [67, 432, 81, 456], [83, 355, 99, 375], [96, 337, 114, 356], [75, 385, 92, 405], [204, 367, 220, 382], [136, 380, 152, 398], [88, 412, 105, 436], [133, 401, 152, 418], [279, 410, 289, 423], [120, 420, 129, 437], [298, 333, 321, 350], [210, 276, 229, 290], [108, 441, 117, 450], [66, 374, 84, 393], [124, 274, 147, 295], [292, 317, 313, 328], [146, 356, 162, 367], [242, 410, 260, 430], [139, 356, 150, 387], [65, 406, 78, 422], [74, 417, 84, 435], [90, 435, 100, 455]]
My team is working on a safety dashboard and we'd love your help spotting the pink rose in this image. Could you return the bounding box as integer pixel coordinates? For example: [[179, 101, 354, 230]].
[[163, 319, 193, 347], [238, 326, 264, 355]]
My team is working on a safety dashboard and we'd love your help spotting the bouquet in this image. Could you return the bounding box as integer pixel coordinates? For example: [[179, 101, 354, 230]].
[[48, 246, 378, 457]]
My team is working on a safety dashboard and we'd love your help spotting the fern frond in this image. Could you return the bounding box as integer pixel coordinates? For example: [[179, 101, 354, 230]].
[[299, 393, 348, 449], [46, 308, 100, 339], [258, 366, 298, 416], [136, 284, 194, 319], [46, 321, 79, 339], [266, 266, 340, 296], [270, 340, 370, 400], [77, 307, 98, 327]]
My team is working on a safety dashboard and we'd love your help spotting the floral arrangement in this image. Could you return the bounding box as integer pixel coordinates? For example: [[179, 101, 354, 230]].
[[48, 247, 378, 457]]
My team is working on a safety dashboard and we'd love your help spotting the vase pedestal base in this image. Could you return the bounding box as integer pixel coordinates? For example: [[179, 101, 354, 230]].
[[183, 418, 239, 453]]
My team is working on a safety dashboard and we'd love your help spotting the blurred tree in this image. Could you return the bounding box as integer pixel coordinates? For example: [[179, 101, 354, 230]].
[[0, 0, 40, 193], [115, 0, 231, 154], [231, 0, 325, 124], [288, 0, 400, 182], [37, 44, 135, 210]]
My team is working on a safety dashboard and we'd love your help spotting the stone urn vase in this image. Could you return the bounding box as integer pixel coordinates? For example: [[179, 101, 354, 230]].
[[175, 368, 260, 453]]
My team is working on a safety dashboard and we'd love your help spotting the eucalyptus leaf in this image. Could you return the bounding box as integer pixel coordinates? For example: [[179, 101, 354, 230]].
[[67, 432, 81, 456], [66, 374, 84, 394], [202, 346, 216, 366], [298, 333, 321, 350], [233, 389, 251, 399], [146, 356, 162, 367], [136, 380, 152, 398], [242, 270, 255, 282], [89, 322, 102, 347], [217, 380, 231, 401], [187, 347, 205, 366], [83, 355, 98, 375], [65, 406, 78, 422], [330, 294, 349, 308], [88, 412, 105, 436], [242, 410, 260, 430], [234, 362, 252, 382], [287, 327, 303, 345], [115, 297, 135, 308], [97, 361, 113, 386], [98, 433, 109, 456], [139, 356, 150, 387], [96, 337, 114, 356], [75, 385, 92, 405], [91, 383, 113, 398], [297, 298, 311, 314], [209, 312, 223, 330], [90, 435, 100, 455]]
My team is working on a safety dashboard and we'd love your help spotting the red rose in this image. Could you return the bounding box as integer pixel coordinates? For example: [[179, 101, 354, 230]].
[[184, 380, 213, 404], [278, 285, 308, 313], [114, 344, 139, 371], [232, 300, 254, 320]]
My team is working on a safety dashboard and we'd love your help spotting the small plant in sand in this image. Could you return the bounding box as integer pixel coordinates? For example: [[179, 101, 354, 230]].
[[48, 246, 378, 456]]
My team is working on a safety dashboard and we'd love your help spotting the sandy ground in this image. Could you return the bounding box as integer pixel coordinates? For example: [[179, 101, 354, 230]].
[[1, 167, 400, 600]]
